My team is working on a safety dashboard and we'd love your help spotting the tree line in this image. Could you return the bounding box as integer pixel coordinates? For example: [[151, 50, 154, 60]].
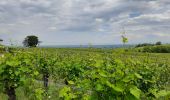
[[136, 41, 162, 47]]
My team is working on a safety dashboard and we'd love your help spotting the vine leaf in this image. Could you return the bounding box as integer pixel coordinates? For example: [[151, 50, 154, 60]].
[[130, 86, 141, 99]]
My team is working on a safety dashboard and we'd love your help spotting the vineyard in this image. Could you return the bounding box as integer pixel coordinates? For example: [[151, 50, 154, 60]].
[[0, 48, 170, 100]]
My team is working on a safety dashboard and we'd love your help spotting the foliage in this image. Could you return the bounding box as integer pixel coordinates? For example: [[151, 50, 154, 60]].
[[0, 46, 5, 53], [136, 43, 154, 47], [0, 48, 170, 100], [136, 41, 162, 48], [23, 35, 39, 47], [121, 36, 128, 45], [57, 57, 170, 100], [0, 52, 38, 100], [121, 27, 128, 46], [139, 45, 170, 53], [155, 41, 162, 45]]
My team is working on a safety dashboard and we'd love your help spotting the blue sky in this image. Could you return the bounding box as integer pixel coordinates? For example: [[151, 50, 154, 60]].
[[0, 0, 170, 45]]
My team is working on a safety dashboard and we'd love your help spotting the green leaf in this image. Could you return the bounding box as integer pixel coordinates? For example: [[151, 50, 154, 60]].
[[95, 84, 103, 91], [125, 93, 137, 100], [34, 71, 39, 76], [149, 88, 158, 98], [106, 81, 124, 93], [99, 71, 107, 77], [6, 61, 16, 66], [157, 90, 170, 98], [35, 88, 44, 100], [123, 74, 134, 83], [0, 67, 4, 73], [59, 86, 71, 97], [134, 73, 142, 79], [68, 81, 74, 85], [14, 71, 20, 76], [130, 86, 141, 99]]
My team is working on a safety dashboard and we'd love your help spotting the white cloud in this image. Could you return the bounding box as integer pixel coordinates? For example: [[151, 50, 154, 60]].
[[48, 27, 57, 30], [95, 18, 103, 23], [0, 0, 170, 45]]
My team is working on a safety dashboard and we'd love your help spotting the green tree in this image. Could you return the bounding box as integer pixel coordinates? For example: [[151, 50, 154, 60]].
[[0, 39, 3, 44], [0, 39, 3, 42], [155, 41, 162, 45], [23, 35, 39, 47]]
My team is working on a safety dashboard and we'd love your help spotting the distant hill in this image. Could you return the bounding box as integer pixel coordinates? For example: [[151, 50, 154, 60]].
[[40, 44, 134, 48]]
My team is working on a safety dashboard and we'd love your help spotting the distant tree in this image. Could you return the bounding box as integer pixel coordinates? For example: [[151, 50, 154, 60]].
[[0, 39, 3, 45], [136, 43, 154, 47], [23, 35, 39, 47], [0, 39, 2, 42], [155, 41, 162, 45]]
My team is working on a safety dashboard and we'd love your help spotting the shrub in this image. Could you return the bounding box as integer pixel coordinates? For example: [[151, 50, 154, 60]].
[[142, 45, 170, 53]]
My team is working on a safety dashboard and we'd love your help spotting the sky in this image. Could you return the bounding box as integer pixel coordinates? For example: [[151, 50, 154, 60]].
[[0, 0, 170, 45]]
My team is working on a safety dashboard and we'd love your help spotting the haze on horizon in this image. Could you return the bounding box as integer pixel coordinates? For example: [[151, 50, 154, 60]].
[[0, 0, 170, 46]]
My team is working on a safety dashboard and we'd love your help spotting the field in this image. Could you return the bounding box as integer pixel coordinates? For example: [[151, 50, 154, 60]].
[[0, 47, 170, 100]]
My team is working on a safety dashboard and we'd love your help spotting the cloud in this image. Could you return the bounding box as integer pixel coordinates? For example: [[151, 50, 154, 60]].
[[0, 0, 170, 45]]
